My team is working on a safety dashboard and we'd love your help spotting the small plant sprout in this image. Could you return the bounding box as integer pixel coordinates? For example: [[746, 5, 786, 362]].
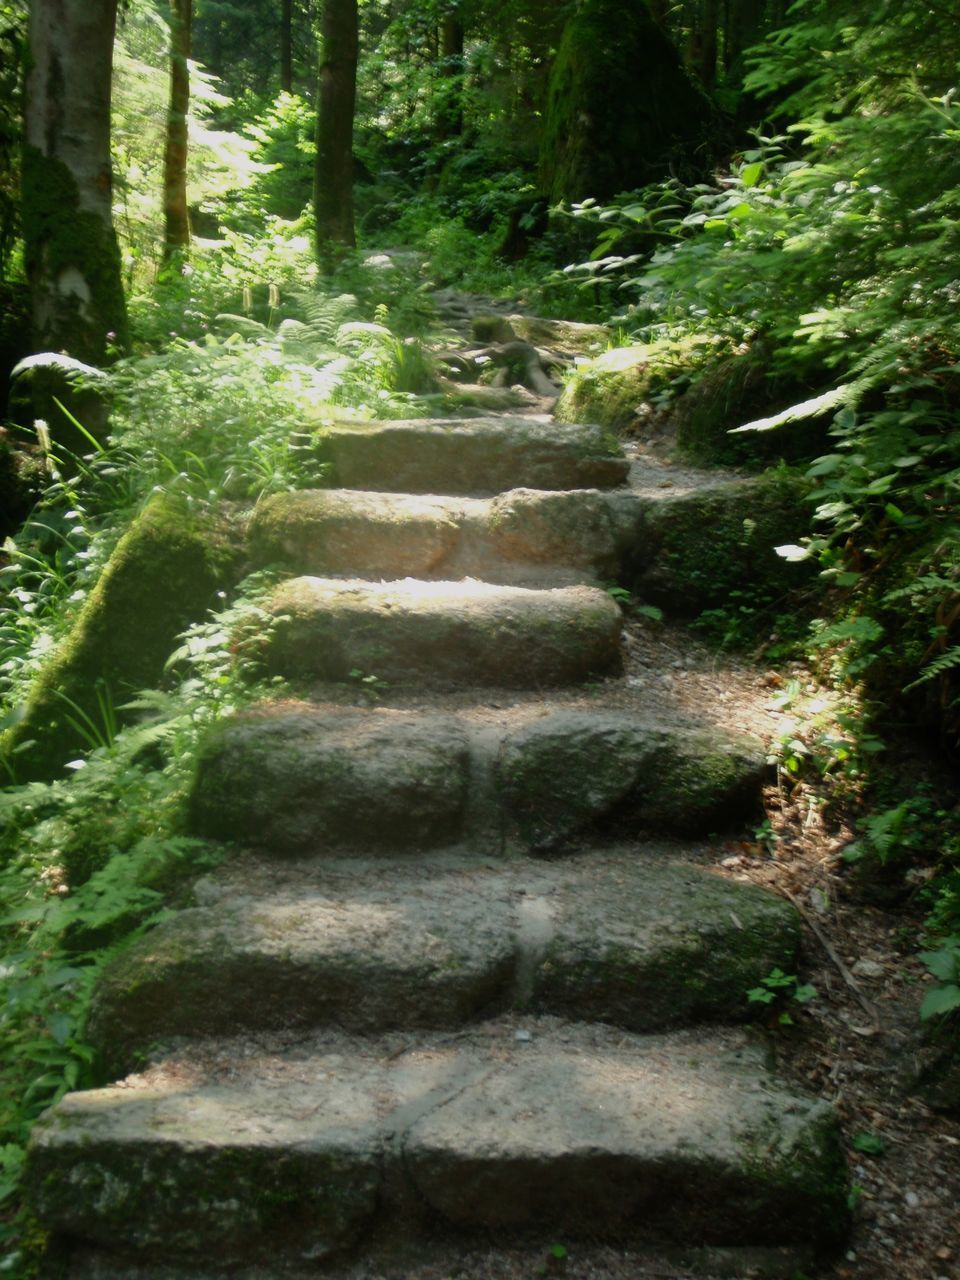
[[347, 668, 390, 703], [747, 968, 818, 1026]]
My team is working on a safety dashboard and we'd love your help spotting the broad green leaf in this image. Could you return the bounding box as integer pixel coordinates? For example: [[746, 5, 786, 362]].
[[920, 984, 960, 1020], [851, 1132, 886, 1155]]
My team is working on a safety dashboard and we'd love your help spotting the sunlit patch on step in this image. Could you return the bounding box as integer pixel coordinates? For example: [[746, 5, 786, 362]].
[[257, 576, 624, 687]]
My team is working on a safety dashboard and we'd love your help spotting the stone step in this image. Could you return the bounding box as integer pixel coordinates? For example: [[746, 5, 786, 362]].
[[87, 849, 799, 1071], [189, 703, 767, 854], [248, 486, 643, 587], [256, 577, 623, 687], [313, 415, 629, 495], [27, 1022, 848, 1273]]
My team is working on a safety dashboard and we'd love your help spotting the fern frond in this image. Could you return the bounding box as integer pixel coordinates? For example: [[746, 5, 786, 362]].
[[904, 646, 960, 691]]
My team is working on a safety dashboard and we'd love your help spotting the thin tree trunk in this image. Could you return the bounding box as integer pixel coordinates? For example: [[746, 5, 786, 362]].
[[162, 0, 192, 264], [685, 0, 702, 70], [727, 0, 765, 67], [437, 9, 464, 139], [699, 0, 720, 90], [22, 0, 128, 361], [649, 0, 670, 28], [313, 0, 358, 270], [281, 0, 293, 92]]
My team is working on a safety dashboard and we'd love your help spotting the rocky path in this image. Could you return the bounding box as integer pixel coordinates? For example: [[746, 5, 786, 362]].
[[25, 321, 851, 1277]]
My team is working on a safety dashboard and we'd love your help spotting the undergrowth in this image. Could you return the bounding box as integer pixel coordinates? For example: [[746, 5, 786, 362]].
[[0, 568, 287, 1268]]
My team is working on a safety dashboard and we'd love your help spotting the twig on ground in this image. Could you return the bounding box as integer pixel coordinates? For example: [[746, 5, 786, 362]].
[[781, 887, 883, 1031]]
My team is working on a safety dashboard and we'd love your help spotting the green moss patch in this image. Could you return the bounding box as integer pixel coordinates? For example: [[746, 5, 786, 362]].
[[2, 494, 240, 780], [539, 0, 716, 203], [628, 469, 815, 617]]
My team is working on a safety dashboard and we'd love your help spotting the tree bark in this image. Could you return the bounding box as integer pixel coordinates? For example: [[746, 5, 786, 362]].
[[162, 0, 192, 264], [437, 9, 465, 139], [699, 0, 720, 90], [727, 0, 765, 68], [540, 0, 716, 203], [281, 0, 293, 92], [22, 0, 128, 362], [313, 0, 358, 270]]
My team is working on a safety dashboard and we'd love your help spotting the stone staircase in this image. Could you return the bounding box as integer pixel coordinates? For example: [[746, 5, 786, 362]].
[[25, 414, 848, 1278]]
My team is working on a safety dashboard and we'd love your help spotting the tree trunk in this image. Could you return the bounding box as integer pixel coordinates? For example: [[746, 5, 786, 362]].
[[648, 0, 670, 27], [22, 0, 128, 362], [727, 0, 765, 68], [162, 0, 192, 265], [313, 0, 358, 271], [699, 0, 720, 90], [437, 9, 465, 139], [281, 0, 293, 92], [540, 0, 716, 203]]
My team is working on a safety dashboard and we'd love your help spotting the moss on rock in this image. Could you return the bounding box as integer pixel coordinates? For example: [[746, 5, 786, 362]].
[[671, 346, 832, 467], [2, 494, 240, 780], [628, 468, 815, 616], [555, 345, 661, 432], [8, 352, 111, 454], [499, 712, 766, 849], [535, 862, 801, 1031], [539, 0, 717, 203]]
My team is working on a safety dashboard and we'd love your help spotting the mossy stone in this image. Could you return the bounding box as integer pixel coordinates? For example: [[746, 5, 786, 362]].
[[671, 347, 832, 467], [499, 712, 766, 848], [2, 494, 240, 780], [539, 0, 717, 203], [189, 705, 471, 853], [259, 577, 623, 688], [8, 352, 111, 454], [555, 345, 660, 432], [532, 860, 801, 1032], [628, 468, 815, 615]]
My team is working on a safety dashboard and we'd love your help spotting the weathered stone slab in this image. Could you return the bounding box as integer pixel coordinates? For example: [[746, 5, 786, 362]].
[[27, 1076, 382, 1266], [88, 855, 519, 1065], [314, 416, 629, 495], [530, 856, 799, 1030], [248, 486, 637, 585], [86, 853, 798, 1069], [190, 706, 469, 852], [404, 1029, 847, 1245], [259, 578, 623, 687], [249, 489, 463, 580], [499, 711, 767, 847], [27, 1023, 848, 1266], [188, 705, 766, 853]]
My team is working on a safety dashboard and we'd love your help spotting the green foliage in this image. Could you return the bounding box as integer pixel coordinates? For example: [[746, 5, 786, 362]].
[[0, 567, 289, 1264], [556, 0, 960, 750], [113, 0, 266, 286], [0, 0, 25, 282], [850, 1131, 886, 1157], [747, 967, 818, 1026], [919, 938, 960, 1023], [227, 92, 315, 225]]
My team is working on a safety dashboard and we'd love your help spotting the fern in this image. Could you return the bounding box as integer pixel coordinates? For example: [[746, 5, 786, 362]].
[[904, 646, 960, 692], [291, 289, 361, 343]]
